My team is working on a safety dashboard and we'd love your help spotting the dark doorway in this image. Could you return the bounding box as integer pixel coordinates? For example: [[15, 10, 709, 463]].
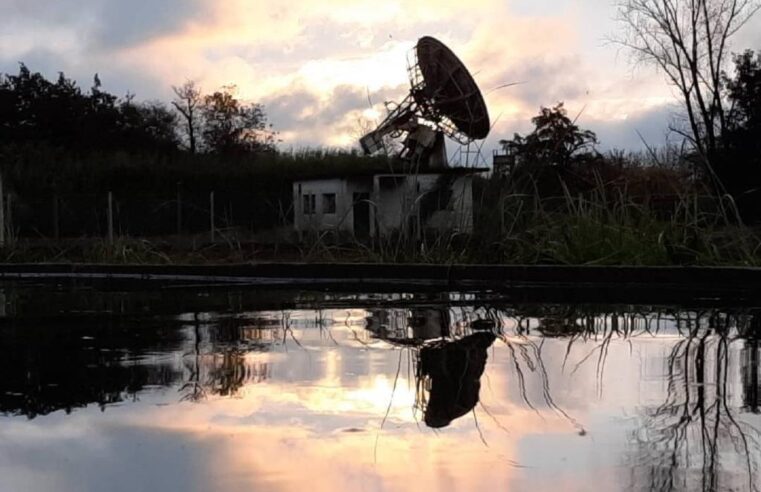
[[353, 193, 370, 239]]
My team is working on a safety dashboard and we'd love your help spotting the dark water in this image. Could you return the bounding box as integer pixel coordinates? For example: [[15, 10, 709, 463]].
[[1, 285, 761, 491]]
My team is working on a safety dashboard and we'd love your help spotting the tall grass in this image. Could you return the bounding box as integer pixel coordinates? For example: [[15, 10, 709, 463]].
[[469, 170, 761, 266]]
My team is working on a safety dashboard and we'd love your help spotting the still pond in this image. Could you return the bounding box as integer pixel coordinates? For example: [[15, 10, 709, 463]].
[[0, 284, 760, 491]]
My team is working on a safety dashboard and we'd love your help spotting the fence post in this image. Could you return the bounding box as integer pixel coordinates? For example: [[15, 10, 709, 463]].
[[176, 181, 182, 236], [52, 194, 60, 240], [6, 192, 13, 244], [107, 191, 114, 246], [210, 191, 215, 242], [0, 173, 5, 248]]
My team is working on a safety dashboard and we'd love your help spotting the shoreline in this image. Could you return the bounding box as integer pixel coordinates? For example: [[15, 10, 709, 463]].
[[2, 262, 761, 307]]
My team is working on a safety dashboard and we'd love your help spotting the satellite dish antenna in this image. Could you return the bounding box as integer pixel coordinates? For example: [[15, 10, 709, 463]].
[[360, 36, 490, 168]]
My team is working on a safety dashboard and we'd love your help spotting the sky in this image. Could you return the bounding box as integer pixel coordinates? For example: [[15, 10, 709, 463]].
[[2, 0, 761, 156]]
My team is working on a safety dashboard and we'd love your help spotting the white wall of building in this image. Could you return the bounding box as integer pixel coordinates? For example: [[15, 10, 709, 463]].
[[292, 178, 371, 235], [293, 173, 478, 238]]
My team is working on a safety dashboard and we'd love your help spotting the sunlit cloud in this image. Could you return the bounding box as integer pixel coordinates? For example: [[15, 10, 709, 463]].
[[2, 0, 761, 150]]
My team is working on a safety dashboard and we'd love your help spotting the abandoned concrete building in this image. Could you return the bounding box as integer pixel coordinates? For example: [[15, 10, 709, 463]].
[[292, 167, 486, 239], [293, 36, 492, 241]]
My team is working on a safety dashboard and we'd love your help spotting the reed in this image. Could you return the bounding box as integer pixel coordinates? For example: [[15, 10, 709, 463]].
[[469, 171, 761, 266]]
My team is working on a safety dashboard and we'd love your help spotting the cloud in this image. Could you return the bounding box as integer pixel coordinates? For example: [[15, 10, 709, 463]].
[[263, 83, 408, 147], [3, 0, 760, 151], [0, 0, 208, 51], [93, 0, 209, 49], [587, 103, 678, 150]]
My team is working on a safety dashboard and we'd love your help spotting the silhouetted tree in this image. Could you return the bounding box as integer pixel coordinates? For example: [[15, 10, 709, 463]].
[[613, 0, 761, 182], [718, 49, 761, 219], [172, 81, 202, 154], [0, 64, 90, 147], [725, 50, 761, 129], [201, 85, 276, 155], [0, 65, 178, 154], [118, 97, 180, 153], [86, 73, 120, 144], [500, 103, 598, 169]]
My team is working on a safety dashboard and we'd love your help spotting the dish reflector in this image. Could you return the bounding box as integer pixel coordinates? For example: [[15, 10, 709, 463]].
[[414, 36, 490, 141], [359, 36, 490, 164]]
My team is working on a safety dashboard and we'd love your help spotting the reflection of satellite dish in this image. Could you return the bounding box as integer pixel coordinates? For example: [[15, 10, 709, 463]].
[[360, 36, 490, 167]]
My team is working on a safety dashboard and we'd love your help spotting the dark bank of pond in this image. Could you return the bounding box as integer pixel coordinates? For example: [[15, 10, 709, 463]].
[[1, 281, 760, 492]]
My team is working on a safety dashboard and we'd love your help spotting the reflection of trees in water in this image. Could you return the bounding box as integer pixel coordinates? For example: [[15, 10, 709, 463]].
[[612, 311, 761, 492], [0, 320, 187, 418], [530, 307, 674, 399], [0, 314, 282, 417], [6, 294, 761, 486], [1, 306, 364, 416], [179, 309, 348, 401], [179, 315, 278, 402], [504, 306, 761, 491], [742, 338, 761, 415], [450, 304, 761, 488]]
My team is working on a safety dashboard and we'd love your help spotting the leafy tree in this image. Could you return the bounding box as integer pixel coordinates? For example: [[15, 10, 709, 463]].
[[500, 103, 598, 169], [86, 73, 120, 144], [118, 97, 179, 153], [0, 64, 178, 154], [725, 50, 761, 132], [201, 85, 276, 155], [718, 50, 761, 219], [497, 103, 600, 198], [1, 64, 89, 147], [1, 65, 279, 159]]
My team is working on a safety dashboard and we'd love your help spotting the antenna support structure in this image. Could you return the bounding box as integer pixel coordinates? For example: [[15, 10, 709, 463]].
[[360, 36, 490, 170]]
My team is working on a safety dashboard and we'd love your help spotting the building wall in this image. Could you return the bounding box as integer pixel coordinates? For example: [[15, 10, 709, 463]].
[[372, 175, 418, 237], [425, 176, 474, 233], [372, 174, 475, 237], [292, 178, 371, 235], [293, 173, 477, 239]]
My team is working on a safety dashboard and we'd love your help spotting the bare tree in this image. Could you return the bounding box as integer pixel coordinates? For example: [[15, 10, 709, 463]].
[[613, 0, 760, 174], [172, 80, 202, 154]]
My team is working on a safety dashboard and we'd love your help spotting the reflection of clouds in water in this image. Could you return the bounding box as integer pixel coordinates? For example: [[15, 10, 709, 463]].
[[3, 304, 761, 491], [0, 353, 529, 491]]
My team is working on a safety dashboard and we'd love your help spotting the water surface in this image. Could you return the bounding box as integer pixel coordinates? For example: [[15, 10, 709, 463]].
[[1, 286, 760, 491]]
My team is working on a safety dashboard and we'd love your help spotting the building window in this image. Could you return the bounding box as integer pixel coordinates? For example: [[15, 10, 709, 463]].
[[322, 193, 336, 214], [302, 194, 316, 215]]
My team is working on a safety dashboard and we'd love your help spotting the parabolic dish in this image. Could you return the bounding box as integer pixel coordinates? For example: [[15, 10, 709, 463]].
[[415, 36, 490, 141]]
